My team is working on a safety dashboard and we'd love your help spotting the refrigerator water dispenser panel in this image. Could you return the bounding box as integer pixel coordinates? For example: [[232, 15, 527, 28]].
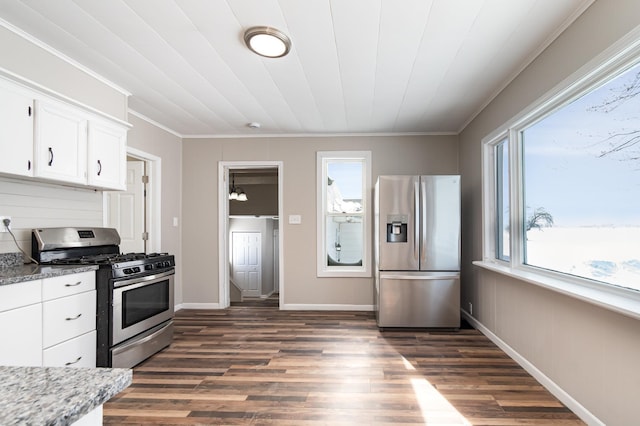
[[386, 214, 408, 243]]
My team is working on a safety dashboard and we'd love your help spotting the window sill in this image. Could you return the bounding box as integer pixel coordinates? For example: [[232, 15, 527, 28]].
[[473, 260, 640, 321]]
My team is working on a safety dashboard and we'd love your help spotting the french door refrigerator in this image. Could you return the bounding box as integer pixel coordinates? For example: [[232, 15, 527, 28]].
[[374, 175, 461, 328]]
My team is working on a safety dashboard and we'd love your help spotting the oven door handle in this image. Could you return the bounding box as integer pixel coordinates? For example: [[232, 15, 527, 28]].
[[113, 269, 175, 288]]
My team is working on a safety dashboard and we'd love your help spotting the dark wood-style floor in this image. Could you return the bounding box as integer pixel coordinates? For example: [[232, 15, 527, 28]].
[[104, 298, 584, 425]]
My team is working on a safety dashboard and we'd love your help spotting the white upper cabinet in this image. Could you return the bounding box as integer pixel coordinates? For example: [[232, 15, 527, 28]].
[[34, 99, 88, 185], [88, 120, 127, 190], [0, 80, 35, 177]]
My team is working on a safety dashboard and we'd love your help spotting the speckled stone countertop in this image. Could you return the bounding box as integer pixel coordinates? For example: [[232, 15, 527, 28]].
[[0, 366, 131, 426], [0, 263, 98, 286]]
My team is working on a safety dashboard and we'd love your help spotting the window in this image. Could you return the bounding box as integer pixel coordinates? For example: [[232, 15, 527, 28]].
[[483, 55, 640, 295], [317, 151, 371, 277], [495, 139, 510, 261]]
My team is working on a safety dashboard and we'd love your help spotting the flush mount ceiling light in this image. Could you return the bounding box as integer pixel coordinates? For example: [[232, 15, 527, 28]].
[[244, 26, 291, 58]]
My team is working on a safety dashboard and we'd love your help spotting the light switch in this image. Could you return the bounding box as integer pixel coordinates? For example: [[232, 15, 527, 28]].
[[173, 217, 179, 227], [288, 214, 302, 224]]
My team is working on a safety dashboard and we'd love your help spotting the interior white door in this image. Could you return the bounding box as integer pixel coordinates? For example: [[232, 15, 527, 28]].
[[273, 227, 279, 293], [105, 161, 145, 253], [232, 232, 261, 298]]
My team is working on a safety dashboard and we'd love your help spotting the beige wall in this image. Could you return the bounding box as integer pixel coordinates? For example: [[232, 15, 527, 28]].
[[182, 135, 458, 306], [0, 25, 127, 121], [459, 1, 640, 424], [126, 114, 183, 305]]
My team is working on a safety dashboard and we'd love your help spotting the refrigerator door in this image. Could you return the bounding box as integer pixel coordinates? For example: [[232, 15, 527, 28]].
[[420, 175, 461, 271], [377, 272, 460, 328], [377, 176, 420, 271]]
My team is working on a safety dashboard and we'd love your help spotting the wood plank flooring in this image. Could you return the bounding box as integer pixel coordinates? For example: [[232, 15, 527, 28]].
[[104, 300, 584, 425]]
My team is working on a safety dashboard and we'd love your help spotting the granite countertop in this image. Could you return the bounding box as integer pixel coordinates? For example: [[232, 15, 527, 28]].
[[0, 264, 98, 286], [0, 253, 98, 286], [0, 366, 131, 426]]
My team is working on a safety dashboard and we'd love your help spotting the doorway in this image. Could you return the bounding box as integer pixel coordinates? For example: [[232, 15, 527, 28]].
[[104, 147, 161, 254], [218, 161, 283, 309]]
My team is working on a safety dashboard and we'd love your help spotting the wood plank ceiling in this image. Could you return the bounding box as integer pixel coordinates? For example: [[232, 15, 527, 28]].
[[0, 0, 593, 137]]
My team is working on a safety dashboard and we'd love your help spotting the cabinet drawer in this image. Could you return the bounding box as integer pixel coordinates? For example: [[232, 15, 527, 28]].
[[42, 271, 95, 301], [43, 290, 96, 348], [0, 303, 43, 366], [0, 279, 41, 313], [43, 330, 96, 368]]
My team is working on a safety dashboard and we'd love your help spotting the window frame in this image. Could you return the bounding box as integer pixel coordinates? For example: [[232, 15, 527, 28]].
[[478, 32, 640, 320], [316, 151, 371, 278]]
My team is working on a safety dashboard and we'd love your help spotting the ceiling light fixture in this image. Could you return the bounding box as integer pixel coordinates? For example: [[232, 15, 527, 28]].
[[244, 26, 291, 58]]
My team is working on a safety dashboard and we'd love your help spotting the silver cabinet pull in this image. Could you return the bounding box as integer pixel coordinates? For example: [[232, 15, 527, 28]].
[[65, 356, 82, 366], [64, 281, 82, 287], [65, 313, 82, 321]]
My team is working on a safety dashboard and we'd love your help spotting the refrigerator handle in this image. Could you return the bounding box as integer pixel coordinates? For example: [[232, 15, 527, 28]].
[[414, 180, 420, 262], [421, 178, 427, 265]]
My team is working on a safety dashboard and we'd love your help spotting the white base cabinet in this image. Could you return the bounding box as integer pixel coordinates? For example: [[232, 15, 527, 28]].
[[0, 271, 97, 368]]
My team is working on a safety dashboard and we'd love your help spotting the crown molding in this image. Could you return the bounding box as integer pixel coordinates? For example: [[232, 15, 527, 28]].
[[127, 109, 183, 138]]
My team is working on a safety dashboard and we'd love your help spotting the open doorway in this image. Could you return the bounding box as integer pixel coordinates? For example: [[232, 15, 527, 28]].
[[104, 147, 161, 254], [218, 162, 283, 309]]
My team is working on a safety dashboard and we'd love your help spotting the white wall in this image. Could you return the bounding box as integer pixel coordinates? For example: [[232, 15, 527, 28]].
[[459, 1, 640, 424]]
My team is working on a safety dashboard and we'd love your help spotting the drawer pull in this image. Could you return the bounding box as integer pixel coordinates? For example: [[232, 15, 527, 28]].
[[65, 313, 82, 321], [64, 281, 82, 287], [65, 356, 82, 366]]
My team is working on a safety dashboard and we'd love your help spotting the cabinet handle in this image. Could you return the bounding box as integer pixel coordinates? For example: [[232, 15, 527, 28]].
[[65, 356, 82, 366], [28, 106, 32, 116], [64, 281, 82, 287], [97, 159, 102, 176], [48, 147, 54, 166], [27, 160, 31, 171], [65, 313, 82, 321]]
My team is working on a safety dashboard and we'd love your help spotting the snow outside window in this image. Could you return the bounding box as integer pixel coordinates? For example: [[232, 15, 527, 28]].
[[483, 56, 640, 295]]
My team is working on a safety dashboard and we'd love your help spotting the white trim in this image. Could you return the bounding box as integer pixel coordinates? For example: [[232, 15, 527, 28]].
[[179, 303, 223, 310], [219, 161, 284, 310], [316, 151, 372, 278], [184, 131, 456, 139], [128, 109, 182, 138], [0, 17, 131, 96], [462, 310, 604, 426], [126, 147, 162, 253], [281, 303, 374, 311]]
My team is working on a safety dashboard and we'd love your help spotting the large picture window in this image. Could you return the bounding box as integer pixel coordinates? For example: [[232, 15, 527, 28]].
[[484, 54, 640, 296], [317, 151, 371, 277]]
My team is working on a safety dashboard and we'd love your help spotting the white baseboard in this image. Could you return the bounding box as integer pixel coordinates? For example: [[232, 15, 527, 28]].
[[461, 310, 604, 426], [281, 303, 374, 311]]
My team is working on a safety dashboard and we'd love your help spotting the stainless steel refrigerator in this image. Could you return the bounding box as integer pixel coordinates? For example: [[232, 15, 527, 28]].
[[374, 175, 460, 328]]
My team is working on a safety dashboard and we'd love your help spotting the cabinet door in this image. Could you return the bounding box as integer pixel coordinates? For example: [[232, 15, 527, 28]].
[[0, 304, 43, 366], [87, 120, 127, 190], [0, 81, 34, 177], [34, 100, 87, 184]]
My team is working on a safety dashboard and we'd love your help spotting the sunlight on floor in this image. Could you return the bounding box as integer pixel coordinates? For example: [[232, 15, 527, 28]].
[[403, 356, 472, 426]]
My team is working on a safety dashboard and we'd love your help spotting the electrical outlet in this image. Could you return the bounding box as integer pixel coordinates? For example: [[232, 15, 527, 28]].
[[0, 216, 11, 233]]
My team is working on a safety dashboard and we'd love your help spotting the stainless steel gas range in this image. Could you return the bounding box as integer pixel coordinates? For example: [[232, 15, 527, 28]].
[[32, 227, 175, 368]]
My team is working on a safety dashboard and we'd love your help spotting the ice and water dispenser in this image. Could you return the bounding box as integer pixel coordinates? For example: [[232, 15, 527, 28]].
[[386, 214, 408, 243]]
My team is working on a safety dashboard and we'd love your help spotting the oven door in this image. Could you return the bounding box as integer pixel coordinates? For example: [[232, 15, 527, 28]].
[[112, 270, 174, 346]]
